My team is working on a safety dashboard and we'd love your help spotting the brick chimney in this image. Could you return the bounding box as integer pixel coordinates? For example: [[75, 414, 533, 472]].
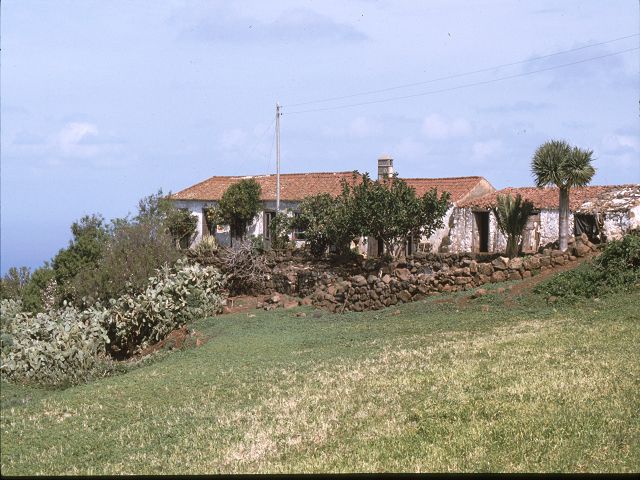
[[377, 155, 394, 181]]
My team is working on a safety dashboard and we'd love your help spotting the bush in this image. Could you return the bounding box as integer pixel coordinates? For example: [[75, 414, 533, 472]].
[[269, 212, 292, 250], [0, 267, 31, 302], [535, 230, 640, 300], [67, 219, 181, 308], [1, 260, 226, 384], [219, 241, 268, 295], [104, 259, 225, 358], [20, 266, 56, 313], [1, 301, 111, 386], [190, 235, 219, 258]]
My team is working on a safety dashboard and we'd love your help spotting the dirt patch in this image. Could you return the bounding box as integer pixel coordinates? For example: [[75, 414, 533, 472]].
[[138, 326, 209, 357]]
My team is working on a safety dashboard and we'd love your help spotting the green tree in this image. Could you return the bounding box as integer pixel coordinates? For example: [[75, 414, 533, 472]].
[[137, 189, 197, 247], [292, 194, 340, 257], [218, 179, 262, 243], [0, 266, 31, 301], [532, 140, 595, 251], [492, 193, 535, 258], [53, 214, 109, 288], [269, 212, 292, 250], [346, 174, 450, 259], [20, 264, 56, 313]]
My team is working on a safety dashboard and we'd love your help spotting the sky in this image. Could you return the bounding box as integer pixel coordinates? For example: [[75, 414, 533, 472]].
[[2, 0, 639, 274]]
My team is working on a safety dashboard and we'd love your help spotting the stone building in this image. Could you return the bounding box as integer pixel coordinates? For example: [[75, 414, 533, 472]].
[[451, 184, 640, 254]]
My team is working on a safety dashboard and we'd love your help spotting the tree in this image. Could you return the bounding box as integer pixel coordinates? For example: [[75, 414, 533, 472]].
[[269, 212, 292, 250], [492, 193, 535, 258], [532, 140, 595, 251], [218, 179, 262, 243], [292, 194, 344, 257], [345, 174, 450, 259], [53, 214, 109, 288], [137, 189, 197, 247]]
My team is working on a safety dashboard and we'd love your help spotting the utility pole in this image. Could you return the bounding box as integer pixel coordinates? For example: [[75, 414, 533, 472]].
[[275, 102, 281, 212]]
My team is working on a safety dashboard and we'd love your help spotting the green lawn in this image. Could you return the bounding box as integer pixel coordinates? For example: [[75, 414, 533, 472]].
[[1, 284, 639, 474]]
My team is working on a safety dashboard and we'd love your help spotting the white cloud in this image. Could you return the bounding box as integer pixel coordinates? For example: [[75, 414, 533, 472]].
[[422, 114, 471, 139], [471, 139, 503, 162], [57, 122, 100, 157], [602, 133, 640, 152]]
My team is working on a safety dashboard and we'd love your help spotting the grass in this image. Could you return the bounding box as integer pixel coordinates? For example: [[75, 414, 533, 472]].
[[1, 282, 639, 474]]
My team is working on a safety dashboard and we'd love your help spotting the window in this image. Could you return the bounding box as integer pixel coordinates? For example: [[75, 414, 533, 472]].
[[263, 211, 276, 239], [292, 212, 306, 240]]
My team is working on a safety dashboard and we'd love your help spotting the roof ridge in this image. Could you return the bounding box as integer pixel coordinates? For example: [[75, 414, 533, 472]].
[[403, 176, 484, 181]]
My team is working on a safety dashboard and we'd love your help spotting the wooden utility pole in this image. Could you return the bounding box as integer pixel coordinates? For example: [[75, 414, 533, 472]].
[[275, 102, 281, 212]]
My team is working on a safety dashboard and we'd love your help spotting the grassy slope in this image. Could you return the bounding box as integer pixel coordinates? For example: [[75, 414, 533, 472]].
[[1, 284, 638, 474]]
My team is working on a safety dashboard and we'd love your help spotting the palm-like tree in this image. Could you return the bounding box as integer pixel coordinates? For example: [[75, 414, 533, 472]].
[[531, 140, 595, 251], [492, 193, 535, 258]]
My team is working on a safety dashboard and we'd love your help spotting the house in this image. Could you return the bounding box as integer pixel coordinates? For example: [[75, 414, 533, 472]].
[[452, 184, 640, 253], [170, 156, 495, 253]]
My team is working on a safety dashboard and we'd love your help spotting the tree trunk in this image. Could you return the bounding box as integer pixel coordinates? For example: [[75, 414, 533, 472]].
[[559, 187, 569, 252]]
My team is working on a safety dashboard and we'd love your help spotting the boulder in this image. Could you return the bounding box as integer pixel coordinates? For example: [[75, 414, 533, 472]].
[[477, 263, 494, 276], [508, 271, 522, 281], [491, 271, 506, 283], [491, 256, 510, 270], [509, 257, 524, 271], [395, 268, 411, 282], [398, 290, 412, 302], [352, 275, 367, 287]]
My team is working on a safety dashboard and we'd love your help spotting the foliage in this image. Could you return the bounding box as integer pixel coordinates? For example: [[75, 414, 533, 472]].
[[0, 260, 227, 384], [137, 189, 197, 247], [166, 208, 198, 248], [20, 266, 57, 314], [535, 230, 640, 300], [52, 214, 110, 291], [345, 173, 450, 258], [218, 179, 262, 241], [66, 219, 181, 308], [0, 267, 31, 302], [104, 259, 226, 358], [492, 193, 535, 258], [292, 194, 338, 257], [219, 241, 268, 295], [269, 212, 292, 250], [0, 301, 111, 386], [531, 140, 595, 251], [190, 235, 219, 258]]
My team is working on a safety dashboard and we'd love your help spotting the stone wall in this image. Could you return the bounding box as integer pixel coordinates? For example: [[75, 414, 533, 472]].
[[306, 234, 599, 313]]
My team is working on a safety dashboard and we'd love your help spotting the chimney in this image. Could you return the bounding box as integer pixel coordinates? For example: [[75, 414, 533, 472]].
[[377, 154, 394, 181]]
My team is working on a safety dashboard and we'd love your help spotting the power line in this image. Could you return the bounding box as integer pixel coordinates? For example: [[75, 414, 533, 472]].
[[283, 46, 639, 115], [283, 33, 639, 109]]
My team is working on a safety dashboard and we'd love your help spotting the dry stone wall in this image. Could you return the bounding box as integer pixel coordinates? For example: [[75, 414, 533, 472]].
[[307, 233, 599, 313]]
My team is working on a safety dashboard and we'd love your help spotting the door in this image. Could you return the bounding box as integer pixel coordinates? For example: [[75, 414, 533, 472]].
[[522, 213, 540, 253], [473, 211, 489, 253]]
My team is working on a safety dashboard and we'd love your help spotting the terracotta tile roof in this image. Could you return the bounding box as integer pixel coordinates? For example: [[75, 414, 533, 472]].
[[459, 185, 640, 211], [171, 172, 361, 202], [403, 176, 489, 203], [172, 172, 491, 203]]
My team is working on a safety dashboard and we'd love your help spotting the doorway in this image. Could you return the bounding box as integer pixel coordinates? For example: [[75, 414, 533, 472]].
[[474, 211, 489, 253]]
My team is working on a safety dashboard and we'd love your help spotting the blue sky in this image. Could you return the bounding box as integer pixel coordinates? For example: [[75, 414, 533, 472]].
[[2, 0, 639, 273]]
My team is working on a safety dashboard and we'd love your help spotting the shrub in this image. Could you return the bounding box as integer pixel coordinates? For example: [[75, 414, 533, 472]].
[[104, 259, 226, 358], [535, 230, 640, 300], [0, 301, 111, 386], [1, 260, 226, 384], [219, 241, 268, 295], [217, 179, 262, 242], [20, 266, 57, 313], [67, 219, 181, 308], [0, 267, 31, 302], [190, 235, 219, 258], [269, 212, 292, 250]]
